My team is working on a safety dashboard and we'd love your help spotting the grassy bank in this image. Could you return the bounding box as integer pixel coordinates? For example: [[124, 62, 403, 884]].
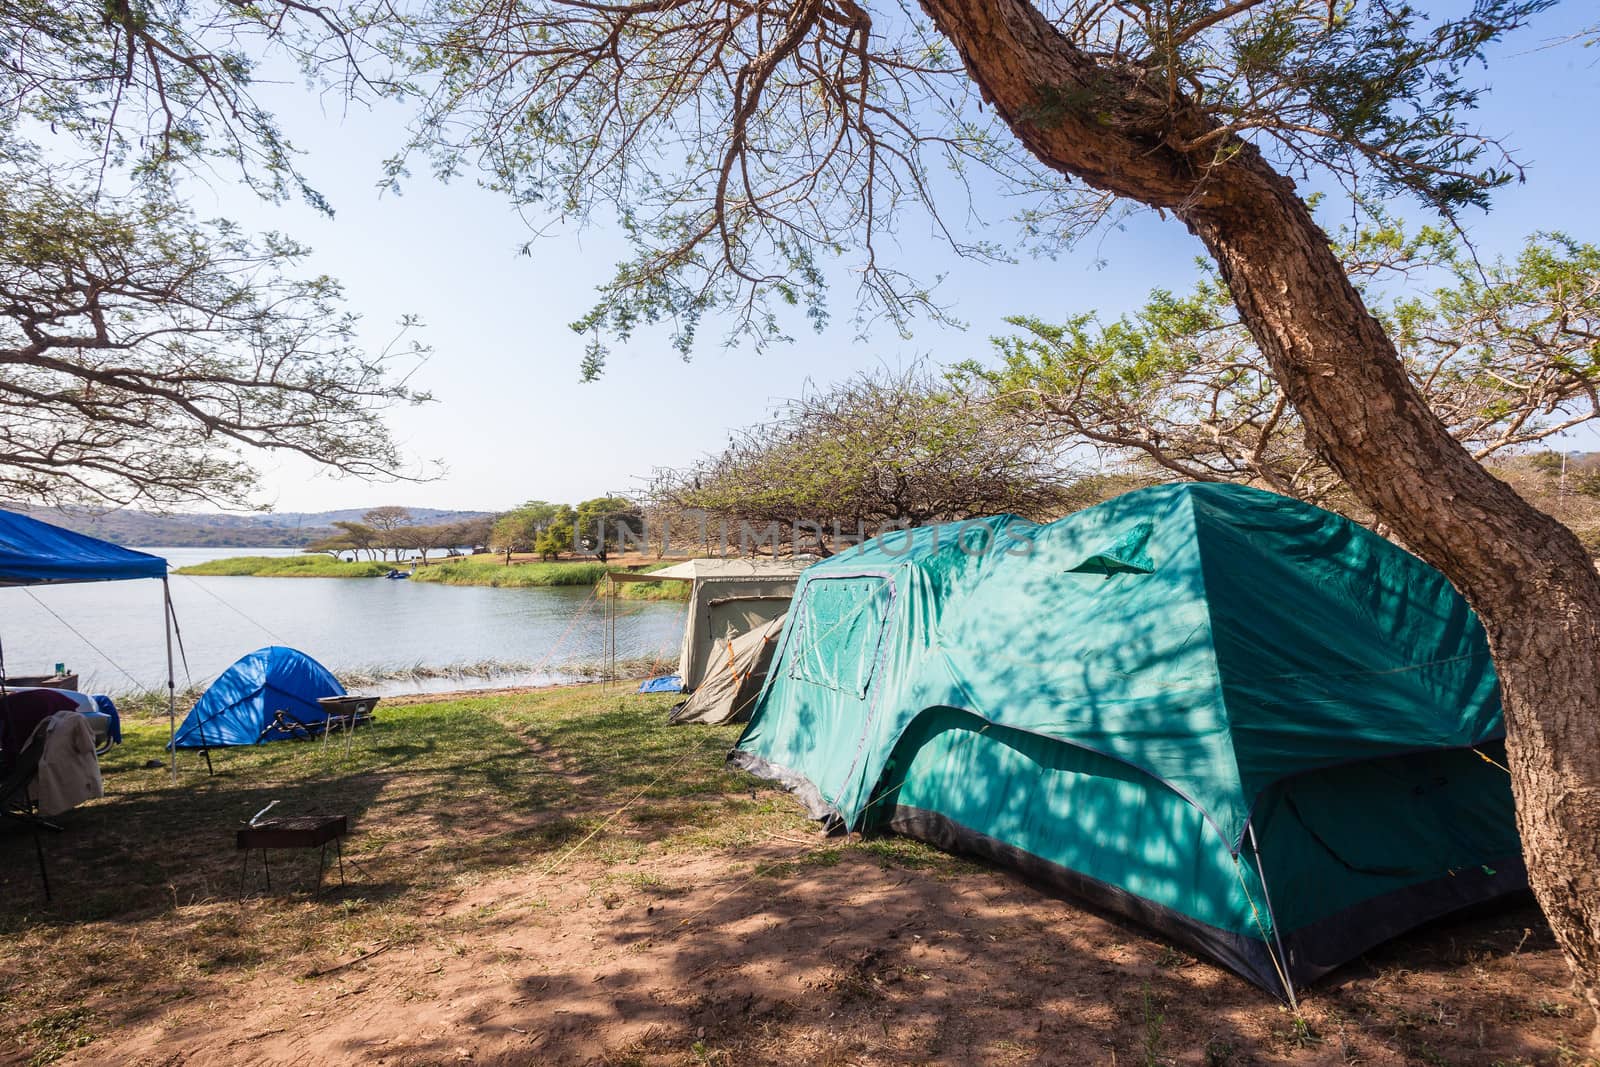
[[412, 558, 690, 599], [409, 558, 610, 587], [176, 554, 614, 586], [0, 687, 1590, 1065], [612, 572, 692, 601], [175, 553, 692, 598], [174, 554, 392, 578]]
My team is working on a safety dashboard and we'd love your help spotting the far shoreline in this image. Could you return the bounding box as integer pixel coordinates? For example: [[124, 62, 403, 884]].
[[173, 552, 689, 597]]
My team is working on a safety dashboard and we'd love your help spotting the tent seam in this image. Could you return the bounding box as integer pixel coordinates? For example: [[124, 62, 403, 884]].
[[1181, 488, 1253, 857]]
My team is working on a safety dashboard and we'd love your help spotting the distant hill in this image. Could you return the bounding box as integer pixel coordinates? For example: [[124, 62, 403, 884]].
[[13, 507, 495, 548]]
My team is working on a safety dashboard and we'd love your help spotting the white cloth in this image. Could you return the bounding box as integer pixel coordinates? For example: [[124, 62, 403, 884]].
[[28, 711, 103, 816]]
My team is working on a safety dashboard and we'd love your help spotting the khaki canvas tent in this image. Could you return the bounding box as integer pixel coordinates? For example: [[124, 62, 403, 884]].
[[669, 613, 785, 724], [609, 557, 811, 692]]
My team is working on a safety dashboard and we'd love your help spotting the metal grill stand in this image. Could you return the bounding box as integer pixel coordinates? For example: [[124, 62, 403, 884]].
[[237, 815, 348, 898]]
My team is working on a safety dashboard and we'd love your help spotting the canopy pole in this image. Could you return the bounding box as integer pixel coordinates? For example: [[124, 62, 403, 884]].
[[162, 577, 177, 784]]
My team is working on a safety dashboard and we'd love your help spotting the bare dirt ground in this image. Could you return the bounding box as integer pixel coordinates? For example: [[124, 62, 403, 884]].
[[97, 849, 1593, 1067], [2, 690, 1593, 1067]]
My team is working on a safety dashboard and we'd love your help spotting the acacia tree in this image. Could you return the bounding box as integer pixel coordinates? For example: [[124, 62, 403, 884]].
[[332, 520, 381, 560], [0, 0, 425, 507], [362, 506, 413, 561], [446, 515, 494, 553], [373, 0, 1600, 1024], [0, 180, 429, 506], [490, 510, 536, 563], [656, 367, 1082, 552], [305, 532, 354, 557], [573, 496, 643, 561], [965, 221, 1600, 518], [394, 521, 453, 562]]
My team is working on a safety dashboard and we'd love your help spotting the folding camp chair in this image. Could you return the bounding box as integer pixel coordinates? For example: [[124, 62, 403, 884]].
[[0, 728, 59, 902], [257, 708, 318, 743]]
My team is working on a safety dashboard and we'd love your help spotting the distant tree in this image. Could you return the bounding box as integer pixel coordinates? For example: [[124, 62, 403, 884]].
[[573, 497, 642, 563], [305, 533, 354, 558], [332, 521, 380, 561], [968, 220, 1600, 522], [490, 510, 538, 563], [658, 367, 1079, 555], [447, 516, 494, 554], [363, 506, 412, 532], [394, 522, 454, 563], [1491, 453, 1600, 556], [363, 507, 413, 561], [535, 509, 576, 561], [518, 501, 567, 552], [490, 502, 564, 562], [1057, 469, 1168, 513]]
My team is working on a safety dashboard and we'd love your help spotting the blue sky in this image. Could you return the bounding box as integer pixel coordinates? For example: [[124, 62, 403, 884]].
[[201, 3, 1600, 514]]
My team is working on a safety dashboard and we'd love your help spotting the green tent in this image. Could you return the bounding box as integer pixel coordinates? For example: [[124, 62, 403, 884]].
[[732, 483, 1523, 999]]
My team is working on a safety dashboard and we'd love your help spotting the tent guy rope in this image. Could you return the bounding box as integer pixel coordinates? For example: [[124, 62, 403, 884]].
[[22, 587, 146, 689]]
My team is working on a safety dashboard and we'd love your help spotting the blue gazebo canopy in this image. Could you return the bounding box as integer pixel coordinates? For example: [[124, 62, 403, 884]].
[[0, 509, 168, 585]]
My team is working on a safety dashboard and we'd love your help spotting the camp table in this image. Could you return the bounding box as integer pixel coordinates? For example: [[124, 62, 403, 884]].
[[237, 814, 347, 897], [316, 695, 379, 762]]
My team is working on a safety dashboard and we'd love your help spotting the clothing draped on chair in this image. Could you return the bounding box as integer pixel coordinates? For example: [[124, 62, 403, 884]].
[[30, 711, 102, 816]]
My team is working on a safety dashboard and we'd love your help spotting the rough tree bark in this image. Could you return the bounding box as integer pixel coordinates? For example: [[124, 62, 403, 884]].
[[918, 0, 1600, 1027]]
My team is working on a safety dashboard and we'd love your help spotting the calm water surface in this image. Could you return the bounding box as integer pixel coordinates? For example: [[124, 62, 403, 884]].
[[0, 548, 686, 696]]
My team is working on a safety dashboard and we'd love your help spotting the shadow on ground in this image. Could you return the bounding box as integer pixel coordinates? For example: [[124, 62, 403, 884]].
[[2, 690, 1592, 1067]]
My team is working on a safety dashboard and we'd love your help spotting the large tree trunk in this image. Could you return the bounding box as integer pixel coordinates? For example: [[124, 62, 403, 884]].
[[920, 0, 1600, 1027]]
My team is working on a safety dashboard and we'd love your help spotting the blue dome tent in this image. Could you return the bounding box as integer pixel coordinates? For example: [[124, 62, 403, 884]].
[[0, 510, 180, 776], [172, 647, 345, 748]]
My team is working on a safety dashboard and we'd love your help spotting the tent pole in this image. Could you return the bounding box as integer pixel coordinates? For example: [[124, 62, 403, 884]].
[[163, 578, 177, 784], [1247, 823, 1297, 1011]]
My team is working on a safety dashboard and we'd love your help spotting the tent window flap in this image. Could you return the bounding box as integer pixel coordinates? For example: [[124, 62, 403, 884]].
[[787, 576, 894, 698]]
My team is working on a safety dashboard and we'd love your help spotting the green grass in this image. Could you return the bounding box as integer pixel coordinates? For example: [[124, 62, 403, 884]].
[[174, 554, 392, 578], [176, 553, 694, 597], [409, 558, 611, 587], [614, 573, 692, 601], [1, 686, 1588, 1066], [0, 687, 799, 1063], [410, 558, 690, 599]]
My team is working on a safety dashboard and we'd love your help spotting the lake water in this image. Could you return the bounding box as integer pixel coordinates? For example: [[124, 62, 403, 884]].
[[0, 548, 687, 697]]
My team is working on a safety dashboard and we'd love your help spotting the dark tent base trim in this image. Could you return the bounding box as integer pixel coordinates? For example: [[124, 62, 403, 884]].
[[888, 806, 1530, 999], [728, 749, 843, 827], [1276, 852, 1529, 984], [886, 805, 1290, 996]]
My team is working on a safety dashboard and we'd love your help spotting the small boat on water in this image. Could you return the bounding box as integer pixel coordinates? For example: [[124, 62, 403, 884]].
[[383, 568, 412, 580]]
